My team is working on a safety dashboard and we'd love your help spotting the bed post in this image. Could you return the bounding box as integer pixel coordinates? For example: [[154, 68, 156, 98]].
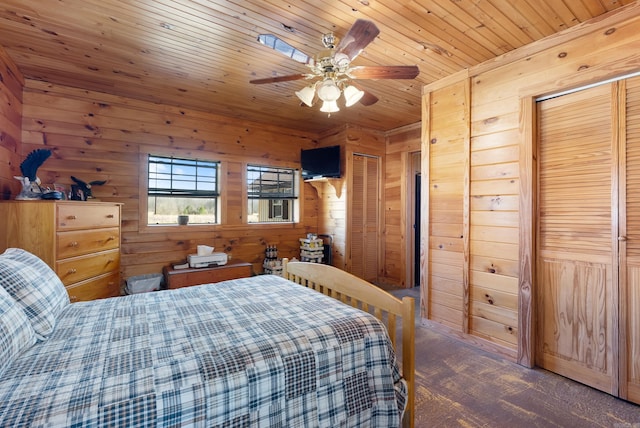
[[401, 296, 415, 428]]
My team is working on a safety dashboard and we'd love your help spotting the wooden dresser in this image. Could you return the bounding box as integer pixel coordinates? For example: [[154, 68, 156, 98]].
[[0, 200, 122, 302]]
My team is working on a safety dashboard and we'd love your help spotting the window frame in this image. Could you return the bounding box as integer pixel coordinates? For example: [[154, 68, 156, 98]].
[[148, 155, 220, 198], [144, 154, 222, 228], [246, 164, 298, 224]]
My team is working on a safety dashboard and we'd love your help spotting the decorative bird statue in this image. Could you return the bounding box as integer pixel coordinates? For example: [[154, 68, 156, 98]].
[[20, 149, 51, 182], [14, 149, 52, 200], [71, 176, 107, 200]]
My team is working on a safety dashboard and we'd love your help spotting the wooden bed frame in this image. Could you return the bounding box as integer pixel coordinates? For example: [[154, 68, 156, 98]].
[[282, 259, 415, 428]]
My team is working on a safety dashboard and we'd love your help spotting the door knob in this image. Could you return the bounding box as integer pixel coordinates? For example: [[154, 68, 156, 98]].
[[618, 236, 628, 241]]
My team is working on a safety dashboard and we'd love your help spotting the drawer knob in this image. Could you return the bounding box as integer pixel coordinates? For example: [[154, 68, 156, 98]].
[[69, 241, 79, 247], [107, 214, 114, 218], [69, 295, 78, 302], [107, 236, 115, 241], [67, 268, 77, 274], [68, 215, 77, 220]]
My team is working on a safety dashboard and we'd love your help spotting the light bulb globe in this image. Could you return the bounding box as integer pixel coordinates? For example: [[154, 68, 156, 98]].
[[343, 85, 365, 107], [316, 79, 341, 102], [295, 85, 316, 107], [320, 100, 340, 113]]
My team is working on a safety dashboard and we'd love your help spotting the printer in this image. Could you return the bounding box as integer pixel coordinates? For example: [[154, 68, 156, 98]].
[[187, 252, 228, 268]]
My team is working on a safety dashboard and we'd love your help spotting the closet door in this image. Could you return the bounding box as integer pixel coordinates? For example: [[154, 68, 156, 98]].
[[622, 76, 640, 403], [537, 83, 617, 394], [350, 154, 379, 282]]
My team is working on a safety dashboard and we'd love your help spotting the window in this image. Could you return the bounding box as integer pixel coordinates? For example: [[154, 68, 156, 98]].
[[247, 165, 297, 223], [147, 155, 220, 225]]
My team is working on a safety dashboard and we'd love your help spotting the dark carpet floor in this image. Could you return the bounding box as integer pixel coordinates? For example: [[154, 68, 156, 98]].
[[388, 287, 640, 427]]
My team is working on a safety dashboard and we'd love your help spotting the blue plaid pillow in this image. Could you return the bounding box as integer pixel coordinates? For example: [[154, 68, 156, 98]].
[[0, 285, 36, 377], [0, 248, 70, 340]]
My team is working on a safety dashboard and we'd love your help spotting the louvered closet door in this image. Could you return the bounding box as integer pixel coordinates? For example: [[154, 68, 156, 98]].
[[350, 154, 379, 282], [537, 83, 617, 394], [623, 76, 640, 403]]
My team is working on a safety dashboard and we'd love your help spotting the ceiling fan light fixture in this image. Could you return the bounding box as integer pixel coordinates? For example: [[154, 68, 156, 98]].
[[333, 52, 351, 69], [253, 20, 418, 114], [321, 33, 337, 49], [320, 100, 340, 113], [343, 85, 365, 107], [295, 85, 316, 107], [316, 78, 341, 102]]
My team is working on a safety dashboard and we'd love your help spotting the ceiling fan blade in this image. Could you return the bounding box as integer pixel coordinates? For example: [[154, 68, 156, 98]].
[[348, 65, 420, 80], [350, 83, 378, 106], [335, 19, 380, 61], [257, 34, 314, 65], [249, 74, 308, 84]]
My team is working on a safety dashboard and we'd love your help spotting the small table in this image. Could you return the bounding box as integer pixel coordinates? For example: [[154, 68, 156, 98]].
[[163, 259, 253, 289]]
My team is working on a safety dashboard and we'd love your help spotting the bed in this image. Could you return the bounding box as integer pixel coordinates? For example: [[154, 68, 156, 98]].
[[0, 248, 415, 427]]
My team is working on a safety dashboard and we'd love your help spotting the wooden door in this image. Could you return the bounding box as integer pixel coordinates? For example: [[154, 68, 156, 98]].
[[622, 76, 640, 403], [537, 83, 618, 394], [350, 154, 379, 282]]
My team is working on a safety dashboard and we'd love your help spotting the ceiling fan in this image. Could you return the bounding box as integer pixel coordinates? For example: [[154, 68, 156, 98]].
[[250, 19, 420, 113]]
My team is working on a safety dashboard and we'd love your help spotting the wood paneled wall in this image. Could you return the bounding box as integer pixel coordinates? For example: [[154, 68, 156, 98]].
[[0, 56, 417, 288], [383, 124, 421, 287], [423, 79, 470, 332], [0, 44, 23, 200], [422, 3, 640, 363], [310, 125, 386, 274], [19, 79, 320, 282]]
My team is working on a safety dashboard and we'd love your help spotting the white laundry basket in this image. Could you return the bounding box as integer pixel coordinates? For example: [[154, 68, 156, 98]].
[[125, 273, 164, 294]]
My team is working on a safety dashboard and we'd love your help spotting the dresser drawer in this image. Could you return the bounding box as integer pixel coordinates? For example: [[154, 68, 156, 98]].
[[56, 249, 120, 286], [57, 204, 120, 230], [66, 271, 120, 302], [57, 228, 120, 259]]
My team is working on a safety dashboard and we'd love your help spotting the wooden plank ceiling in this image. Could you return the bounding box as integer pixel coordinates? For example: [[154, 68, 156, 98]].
[[0, 0, 634, 133]]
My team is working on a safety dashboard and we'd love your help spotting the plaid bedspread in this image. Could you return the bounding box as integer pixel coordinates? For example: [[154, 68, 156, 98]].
[[0, 274, 407, 427]]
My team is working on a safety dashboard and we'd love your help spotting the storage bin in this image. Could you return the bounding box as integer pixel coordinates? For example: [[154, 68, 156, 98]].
[[125, 273, 164, 294]]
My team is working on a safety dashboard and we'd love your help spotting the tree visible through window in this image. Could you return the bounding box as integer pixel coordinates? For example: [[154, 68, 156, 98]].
[[147, 155, 219, 225], [247, 165, 297, 223]]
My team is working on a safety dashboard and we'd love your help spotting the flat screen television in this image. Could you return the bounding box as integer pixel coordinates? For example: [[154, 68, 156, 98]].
[[301, 145, 341, 179]]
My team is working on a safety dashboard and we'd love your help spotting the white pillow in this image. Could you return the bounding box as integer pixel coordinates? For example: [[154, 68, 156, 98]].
[[0, 248, 70, 340], [0, 285, 36, 377]]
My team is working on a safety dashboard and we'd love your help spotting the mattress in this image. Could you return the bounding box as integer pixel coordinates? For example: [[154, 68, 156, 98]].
[[0, 274, 406, 427]]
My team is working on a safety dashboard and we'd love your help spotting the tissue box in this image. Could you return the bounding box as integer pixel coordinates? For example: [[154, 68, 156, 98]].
[[197, 245, 214, 255]]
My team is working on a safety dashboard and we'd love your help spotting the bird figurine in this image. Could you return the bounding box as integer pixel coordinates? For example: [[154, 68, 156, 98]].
[[70, 176, 107, 200], [14, 149, 52, 200]]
